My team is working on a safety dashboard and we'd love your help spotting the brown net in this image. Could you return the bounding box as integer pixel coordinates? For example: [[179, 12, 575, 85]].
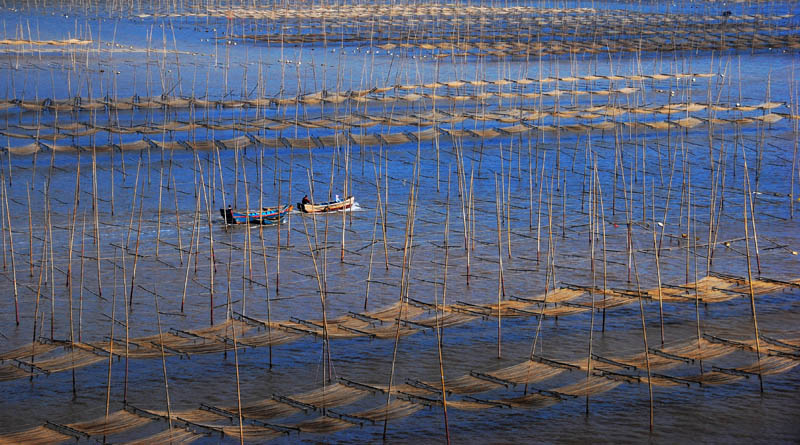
[[5, 143, 41, 155], [681, 372, 744, 386], [123, 427, 203, 445], [0, 342, 59, 361], [291, 383, 368, 408], [67, 410, 151, 436], [0, 364, 35, 381], [487, 360, 566, 384], [220, 425, 284, 441], [0, 426, 71, 445], [144, 408, 229, 424], [235, 398, 300, 420], [19, 347, 106, 374], [555, 376, 622, 397], [498, 393, 561, 409], [737, 356, 799, 376], [351, 399, 423, 422], [434, 375, 503, 395], [218, 135, 253, 150], [294, 416, 354, 434]]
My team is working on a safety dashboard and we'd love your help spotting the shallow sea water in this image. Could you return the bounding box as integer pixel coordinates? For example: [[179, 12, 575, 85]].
[[0, 1, 799, 443]]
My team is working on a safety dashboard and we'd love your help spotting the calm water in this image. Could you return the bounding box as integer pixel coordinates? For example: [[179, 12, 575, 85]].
[[0, 0, 799, 443]]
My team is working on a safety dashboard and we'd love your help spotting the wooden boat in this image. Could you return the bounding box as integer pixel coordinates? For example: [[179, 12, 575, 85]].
[[220, 204, 292, 225], [296, 196, 355, 213]]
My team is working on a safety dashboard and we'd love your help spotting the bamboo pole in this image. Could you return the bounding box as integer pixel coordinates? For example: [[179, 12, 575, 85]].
[[792, 59, 798, 220], [125, 160, 142, 249], [30, 230, 48, 380], [231, 312, 244, 445], [196, 154, 216, 325], [585, 154, 597, 415], [181, 191, 200, 313], [27, 187, 33, 278], [626, 160, 654, 433], [269, 162, 278, 292], [103, 248, 118, 443], [168, 164, 183, 259], [791, 59, 798, 220], [46, 195, 55, 340], [740, 143, 764, 392], [443, 170, 451, 310], [92, 151, 102, 298], [1, 176, 19, 325], [383, 149, 420, 440], [153, 287, 173, 435], [651, 175, 665, 346], [341, 143, 349, 262], [630, 213, 655, 432], [369, 149, 389, 271], [301, 169, 333, 383], [79, 211, 86, 342], [524, 171, 558, 394], [128, 176, 145, 308], [121, 247, 130, 403], [536, 152, 546, 262], [433, 268, 450, 445], [494, 174, 503, 359], [0, 173, 6, 272], [156, 162, 164, 257], [364, 201, 379, 311], [67, 154, 81, 290], [259, 152, 273, 369], [597, 158, 609, 333], [690, 168, 703, 375], [240, 154, 252, 317]]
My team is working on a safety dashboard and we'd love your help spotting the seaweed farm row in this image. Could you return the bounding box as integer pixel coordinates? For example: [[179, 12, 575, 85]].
[[2, 274, 799, 381], [2, 332, 798, 443]]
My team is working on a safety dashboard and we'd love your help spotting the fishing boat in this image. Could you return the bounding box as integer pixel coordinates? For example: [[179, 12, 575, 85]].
[[220, 204, 292, 225], [296, 196, 355, 213]]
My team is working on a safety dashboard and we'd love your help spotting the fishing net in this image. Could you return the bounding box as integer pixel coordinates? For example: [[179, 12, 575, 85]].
[[487, 360, 567, 384], [219, 425, 284, 441], [0, 342, 59, 361], [434, 375, 503, 395], [0, 364, 35, 381], [19, 347, 106, 374], [0, 426, 71, 445], [555, 376, 622, 397], [294, 416, 354, 433], [66, 410, 151, 436], [123, 427, 203, 445], [498, 393, 561, 409], [290, 383, 368, 408], [737, 356, 799, 376]]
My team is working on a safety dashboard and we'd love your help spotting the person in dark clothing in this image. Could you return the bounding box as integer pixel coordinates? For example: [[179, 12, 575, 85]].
[[224, 205, 234, 224], [302, 195, 311, 205]]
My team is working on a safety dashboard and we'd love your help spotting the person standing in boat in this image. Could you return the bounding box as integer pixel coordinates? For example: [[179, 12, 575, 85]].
[[302, 195, 311, 205], [224, 205, 234, 224]]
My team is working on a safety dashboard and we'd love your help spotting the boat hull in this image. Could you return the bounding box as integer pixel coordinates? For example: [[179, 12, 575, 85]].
[[296, 196, 355, 213], [221, 204, 292, 225]]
